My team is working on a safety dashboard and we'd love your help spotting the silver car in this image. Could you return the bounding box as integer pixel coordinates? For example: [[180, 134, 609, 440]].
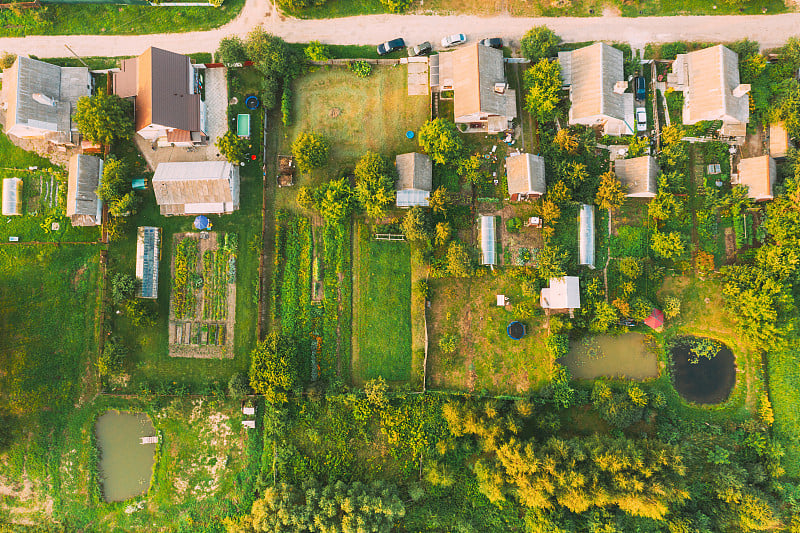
[[441, 33, 467, 48]]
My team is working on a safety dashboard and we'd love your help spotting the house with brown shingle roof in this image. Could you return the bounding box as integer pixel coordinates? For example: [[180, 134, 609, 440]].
[[112, 47, 205, 146], [66, 154, 103, 227], [505, 153, 545, 201], [613, 156, 659, 198], [395, 152, 432, 207], [559, 43, 634, 136], [669, 45, 749, 135], [436, 45, 516, 133], [152, 161, 240, 216], [735, 155, 776, 202], [2, 56, 91, 145]]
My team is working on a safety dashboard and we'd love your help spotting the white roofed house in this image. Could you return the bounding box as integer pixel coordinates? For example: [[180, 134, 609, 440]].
[[395, 153, 432, 208], [735, 155, 777, 202], [437, 44, 517, 133], [152, 161, 240, 216], [66, 154, 103, 227], [540, 276, 581, 316], [506, 153, 546, 201], [2, 56, 91, 145], [559, 43, 634, 136], [613, 156, 659, 198], [669, 45, 749, 137]]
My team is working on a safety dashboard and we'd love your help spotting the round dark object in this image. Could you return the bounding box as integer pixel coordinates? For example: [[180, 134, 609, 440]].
[[245, 95, 260, 110], [507, 321, 526, 340], [670, 336, 735, 404]]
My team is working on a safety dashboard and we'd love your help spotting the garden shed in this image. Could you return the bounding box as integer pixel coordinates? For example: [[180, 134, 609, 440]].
[[614, 156, 659, 198], [135, 226, 161, 299], [735, 155, 776, 201], [66, 154, 103, 227], [769, 123, 791, 159], [479, 215, 496, 266], [506, 153, 546, 201], [2, 178, 22, 216], [395, 152, 432, 207], [578, 204, 595, 268], [153, 161, 240, 216], [540, 276, 581, 311]]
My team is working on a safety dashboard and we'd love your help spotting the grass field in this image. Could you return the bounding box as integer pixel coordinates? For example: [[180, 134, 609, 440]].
[[352, 223, 412, 385], [281, 65, 430, 177]]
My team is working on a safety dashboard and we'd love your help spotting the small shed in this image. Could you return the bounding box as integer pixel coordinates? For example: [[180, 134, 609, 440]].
[[540, 276, 581, 310], [769, 122, 792, 159], [395, 153, 432, 208], [506, 153, 546, 201], [66, 154, 103, 227], [614, 156, 659, 198], [2, 178, 22, 216], [578, 204, 595, 268], [479, 215, 496, 266], [736, 155, 776, 201], [135, 226, 161, 299]]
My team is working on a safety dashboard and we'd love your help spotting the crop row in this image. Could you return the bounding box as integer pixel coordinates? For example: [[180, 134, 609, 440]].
[[173, 238, 199, 319]]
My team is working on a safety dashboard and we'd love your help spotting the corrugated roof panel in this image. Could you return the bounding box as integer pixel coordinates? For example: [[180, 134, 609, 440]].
[[480, 215, 496, 265]]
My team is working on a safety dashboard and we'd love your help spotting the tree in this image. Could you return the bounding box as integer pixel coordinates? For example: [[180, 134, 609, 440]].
[[245, 29, 302, 109], [520, 26, 561, 62], [428, 186, 453, 214], [111, 272, 136, 305], [590, 300, 618, 333], [537, 244, 568, 280], [249, 332, 299, 404], [354, 151, 394, 219], [217, 35, 248, 64], [618, 257, 641, 279], [649, 179, 683, 221], [458, 154, 490, 187], [554, 128, 578, 154], [304, 40, 331, 62], [595, 171, 627, 211], [74, 93, 133, 146], [523, 58, 562, 124], [291, 132, 329, 173], [446, 241, 472, 277], [228, 372, 250, 397], [216, 130, 249, 165], [547, 180, 572, 205], [651, 230, 686, 260], [539, 199, 561, 224], [96, 157, 128, 202], [319, 178, 354, 223], [109, 192, 140, 218], [418, 118, 464, 165], [434, 222, 451, 247], [401, 207, 430, 242]]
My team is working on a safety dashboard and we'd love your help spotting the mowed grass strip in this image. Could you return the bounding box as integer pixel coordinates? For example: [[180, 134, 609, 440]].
[[355, 229, 412, 383]]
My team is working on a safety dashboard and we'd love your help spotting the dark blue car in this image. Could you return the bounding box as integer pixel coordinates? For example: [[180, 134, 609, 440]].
[[377, 38, 405, 56]]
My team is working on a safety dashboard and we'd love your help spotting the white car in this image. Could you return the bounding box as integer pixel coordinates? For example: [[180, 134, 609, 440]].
[[441, 33, 467, 48], [636, 108, 648, 132]]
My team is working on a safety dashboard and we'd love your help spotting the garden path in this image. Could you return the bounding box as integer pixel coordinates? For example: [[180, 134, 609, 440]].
[[1, 6, 800, 58]]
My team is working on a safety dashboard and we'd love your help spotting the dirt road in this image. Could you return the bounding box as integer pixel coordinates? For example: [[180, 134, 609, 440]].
[[1, 2, 799, 58]]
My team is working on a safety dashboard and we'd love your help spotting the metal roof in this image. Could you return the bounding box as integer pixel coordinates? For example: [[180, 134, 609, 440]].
[[66, 154, 103, 225], [579, 204, 595, 268], [135, 226, 161, 299], [480, 215, 496, 266]]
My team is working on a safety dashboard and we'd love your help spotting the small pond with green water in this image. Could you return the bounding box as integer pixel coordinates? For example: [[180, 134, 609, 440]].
[[95, 411, 156, 502], [560, 332, 658, 380]]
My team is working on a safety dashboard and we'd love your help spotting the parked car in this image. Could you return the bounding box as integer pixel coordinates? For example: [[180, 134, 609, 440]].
[[377, 38, 406, 56], [441, 33, 467, 48], [409, 41, 433, 57], [635, 76, 647, 100], [636, 107, 648, 132], [479, 38, 503, 49]]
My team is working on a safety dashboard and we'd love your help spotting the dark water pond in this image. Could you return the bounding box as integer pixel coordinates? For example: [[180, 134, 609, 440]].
[[670, 337, 736, 404], [95, 411, 156, 502]]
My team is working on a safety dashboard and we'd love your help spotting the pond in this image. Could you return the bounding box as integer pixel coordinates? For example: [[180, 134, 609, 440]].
[[670, 337, 735, 404], [95, 411, 157, 502], [560, 333, 658, 380]]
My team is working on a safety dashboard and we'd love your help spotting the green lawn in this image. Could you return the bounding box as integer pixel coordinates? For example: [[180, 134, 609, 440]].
[[353, 223, 412, 385], [0, 0, 245, 37]]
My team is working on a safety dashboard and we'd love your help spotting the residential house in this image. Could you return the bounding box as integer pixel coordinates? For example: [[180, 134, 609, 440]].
[[395, 152, 432, 207], [668, 45, 749, 136], [735, 155, 776, 201], [578, 204, 595, 269], [614, 155, 659, 198], [66, 154, 103, 227], [506, 153, 546, 201], [136, 226, 161, 299], [2, 56, 91, 145], [479, 215, 496, 266], [436, 45, 516, 133], [112, 47, 206, 146], [559, 43, 634, 136], [152, 161, 240, 216], [540, 276, 581, 312]]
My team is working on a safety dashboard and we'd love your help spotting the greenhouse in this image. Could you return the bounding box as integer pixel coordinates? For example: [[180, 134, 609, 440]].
[[480, 215, 496, 266], [2, 178, 22, 216]]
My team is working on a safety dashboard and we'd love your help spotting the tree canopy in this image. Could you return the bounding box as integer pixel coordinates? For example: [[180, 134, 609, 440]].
[[249, 332, 298, 404], [595, 171, 627, 211], [291, 132, 329, 173], [523, 58, 562, 124], [418, 118, 464, 166], [520, 26, 561, 62], [354, 151, 395, 219], [73, 93, 133, 146]]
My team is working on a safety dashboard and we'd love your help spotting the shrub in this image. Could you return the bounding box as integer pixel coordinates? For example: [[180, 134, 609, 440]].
[[97, 337, 127, 378], [506, 217, 522, 233], [111, 272, 136, 305], [125, 299, 157, 327], [439, 334, 457, 354], [281, 85, 292, 127], [292, 132, 329, 173], [304, 40, 331, 61], [663, 295, 681, 319], [349, 60, 372, 78], [546, 334, 569, 359], [216, 130, 249, 164], [228, 372, 250, 397], [687, 338, 722, 364], [379, 0, 412, 13]]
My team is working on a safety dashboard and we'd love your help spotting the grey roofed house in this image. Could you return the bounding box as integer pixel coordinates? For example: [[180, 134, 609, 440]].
[[736, 155, 777, 201], [396, 153, 432, 207], [559, 43, 634, 136], [136, 226, 161, 299], [614, 156, 659, 198], [671, 45, 749, 127], [112, 47, 203, 143], [2, 56, 90, 144], [66, 154, 103, 227], [506, 153, 546, 201], [153, 160, 240, 216], [578, 204, 595, 268], [437, 45, 517, 133], [540, 276, 581, 310]]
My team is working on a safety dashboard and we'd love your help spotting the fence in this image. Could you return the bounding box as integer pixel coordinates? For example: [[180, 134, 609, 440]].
[[308, 58, 402, 67]]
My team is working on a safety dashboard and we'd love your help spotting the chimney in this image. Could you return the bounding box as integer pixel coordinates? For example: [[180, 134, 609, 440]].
[[613, 81, 627, 94], [733, 84, 751, 98]]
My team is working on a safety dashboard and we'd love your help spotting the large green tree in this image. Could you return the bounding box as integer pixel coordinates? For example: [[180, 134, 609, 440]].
[[291, 132, 329, 173], [418, 118, 464, 166], [595, 170, 627, 211], [319, 178, 354, 223], [523, 58, 562, 124], [73, 93, 133, 146], [520, 26, 561, 62], [244, 29, 302, 109], [354, 151, 395, 219], [249, 332, 298, 404]]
